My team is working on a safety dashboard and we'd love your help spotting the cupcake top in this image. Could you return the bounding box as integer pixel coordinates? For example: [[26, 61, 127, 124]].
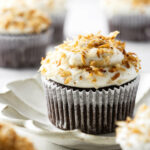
[[101, 0, 150, 16], [116, 105, 150, 150], [25, 0, 54, 15], [0, 0, 27, 9], [133, 0, 150, 5], [25, 0, 66, 15], [40, 31, 141, 89], [0, 7, 50, 34], [0, 122, 35, 150]]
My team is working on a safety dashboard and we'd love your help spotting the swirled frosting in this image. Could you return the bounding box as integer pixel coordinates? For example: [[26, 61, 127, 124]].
[[0, 6, 50, 34], [101, 0, 150, 16], [40, 31, 141, 89], [116, 105, 150, 150]]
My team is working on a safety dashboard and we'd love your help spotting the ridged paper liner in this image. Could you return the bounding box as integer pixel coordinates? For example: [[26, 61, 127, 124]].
[[43, 76, 140, 135], [108, 15, 150, 41], [0, 29, 52, 68]]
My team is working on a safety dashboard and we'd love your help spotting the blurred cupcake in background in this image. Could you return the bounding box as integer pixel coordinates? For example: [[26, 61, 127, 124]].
[[116, 104, 150, 150], [40, 31, 141, 134], [0, 122, 35, 150], [0, 6, 51, 68], [26, 0, 67, 44], [101, 0, 150, 41]]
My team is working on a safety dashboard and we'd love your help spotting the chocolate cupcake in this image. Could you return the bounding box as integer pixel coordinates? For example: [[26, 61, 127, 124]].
[[26, 0, 67, 44], [40, 31, 141, 134], [116, 104, 150, 150], [0, 6, 51, 68], [101, 0, 150, 41]]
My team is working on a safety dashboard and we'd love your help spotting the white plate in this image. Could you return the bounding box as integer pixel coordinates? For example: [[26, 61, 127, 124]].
[[0, 73, 150, 150]]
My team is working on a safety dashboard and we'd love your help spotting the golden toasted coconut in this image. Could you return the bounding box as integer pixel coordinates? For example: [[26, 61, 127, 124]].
[[133, 0, 150, 5], [0, 7, 51, 34], [0, 122, 35, 150]]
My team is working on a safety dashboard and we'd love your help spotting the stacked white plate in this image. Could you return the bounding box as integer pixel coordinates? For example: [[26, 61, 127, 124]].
[[0, 73, 150, 150]]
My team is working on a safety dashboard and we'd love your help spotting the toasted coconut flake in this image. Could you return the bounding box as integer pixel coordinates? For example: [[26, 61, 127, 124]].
[[46, 59, 50, 63], [41, 57, 45, 61], [109, 66, 117, 73], [79, 76, 83, 80], [126, 117, 132, 122], [109, 31, 120, 39], [61, 53, 66, 58], [96, 50, 100, 58], [116, 64, 126, 71], [111, 72, 120, 80], [131, 128, 142, 134], [122, 60, 130, 69], [89, 72, 93, 77], [64, 77, 72, 84], [41, 57, 45, 65], [105, 56, 110, 64], [92, 78, 97, 82], [57, 59, 61, 66], [98, 43, 110, 49], [78, 35, 82, 39], [95, 71, 104, 76], [99, 68, 106, 73], [58, 68, 71, 77], [90, 61, 96, 66], [81, 54, 86, 65], [133, 0, 150, 5], [92, 67, 99, 71], [41, 68, 47, 75]]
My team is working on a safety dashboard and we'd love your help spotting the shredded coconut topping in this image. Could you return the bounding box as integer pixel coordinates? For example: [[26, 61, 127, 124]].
[[116, 105, 150, 150], [101, 0, 150, 16], [133, 0, 150, 5], [23, 0, 66, 15], [0, 122, 35, 150], [40, 31, 141, 88], [0, 7, 50, 34]]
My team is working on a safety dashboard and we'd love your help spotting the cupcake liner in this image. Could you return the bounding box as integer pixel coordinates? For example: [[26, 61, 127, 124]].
[[50, 11, 66, 44], [43, 76, 140, 134], [108, 15, 150, 41], [0, 29, 52, 68]]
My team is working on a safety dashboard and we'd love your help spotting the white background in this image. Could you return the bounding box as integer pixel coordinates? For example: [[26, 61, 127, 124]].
[[0, 0, 150, 89]]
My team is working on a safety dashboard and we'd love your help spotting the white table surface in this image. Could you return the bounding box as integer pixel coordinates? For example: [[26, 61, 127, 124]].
[[0, 0, 150, 149]]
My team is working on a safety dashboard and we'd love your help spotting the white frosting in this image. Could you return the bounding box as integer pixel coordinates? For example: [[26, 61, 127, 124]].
[[25, 0, 53, 15], [25, 0, 66, 16], [0, 0, 66, 17], [40, 31, 140, 89], [101, 0, 150, 16], [0, 7, 50, 34], [116, 105, 150, 150], [0, 0, 26, 9]]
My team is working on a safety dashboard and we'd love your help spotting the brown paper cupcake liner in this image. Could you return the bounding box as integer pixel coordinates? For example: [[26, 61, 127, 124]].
[[0, 29, 52, 68], [108, 15, 150, 41], [43, 76, 140, 135]]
